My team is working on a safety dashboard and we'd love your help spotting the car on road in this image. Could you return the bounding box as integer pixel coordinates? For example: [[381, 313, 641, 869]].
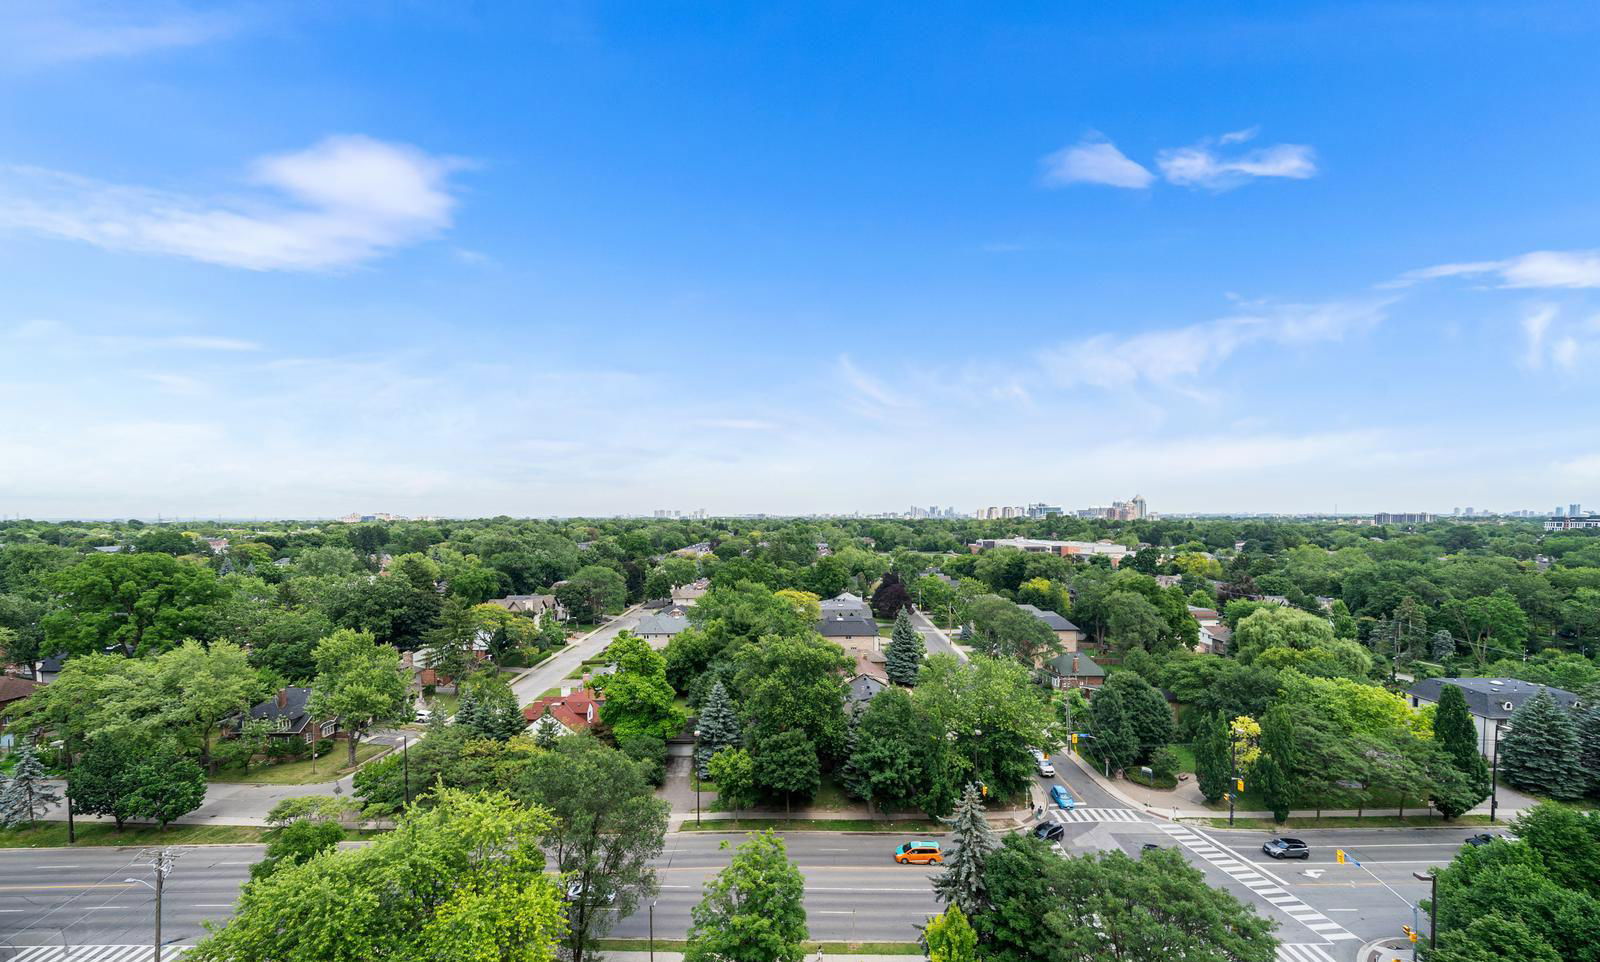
[[1033, 822, 1066, 842], [894, 840, 944, 864], [1037, 757, 1056, 777], [1141, 843, 1161, 852], [1262, 837, 1311, 859], [1049, 784, 1076, 810], [1463, 833, 1498, 847], [565, 880, 616, 904]]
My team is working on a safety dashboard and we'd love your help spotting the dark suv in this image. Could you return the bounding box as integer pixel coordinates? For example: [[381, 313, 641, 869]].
[[1262, 837, 1310, 859]]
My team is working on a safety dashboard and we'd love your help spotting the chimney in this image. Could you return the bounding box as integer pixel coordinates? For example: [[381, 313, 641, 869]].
[[276, 688, 289, 709], [1071, 654, 1080, 674]]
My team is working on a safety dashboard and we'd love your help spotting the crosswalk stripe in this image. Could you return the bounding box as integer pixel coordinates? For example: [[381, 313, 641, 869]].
[[1050, 807, 1145, 823], [0, 947, 189, 961], [1277, 945, 1337, 962], [1155, 823, 1359, 944]]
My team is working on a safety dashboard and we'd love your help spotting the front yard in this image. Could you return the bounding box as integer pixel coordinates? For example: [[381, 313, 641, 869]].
[[210, 741, 388, 785]]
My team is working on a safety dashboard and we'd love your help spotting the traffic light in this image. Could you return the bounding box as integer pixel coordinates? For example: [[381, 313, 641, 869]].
[[1335, 849, 1346, 864], [1070, 733, 1079, 745], [1236, 778, 1245, 792], [1402, 926, 1417, 944], [980, 782, 988, 797]]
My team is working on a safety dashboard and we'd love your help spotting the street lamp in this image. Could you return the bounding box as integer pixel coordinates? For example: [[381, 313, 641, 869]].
[[1412, 871, 1438, 951], [649, 900, 657, 962], [693, 728, 702, 826]]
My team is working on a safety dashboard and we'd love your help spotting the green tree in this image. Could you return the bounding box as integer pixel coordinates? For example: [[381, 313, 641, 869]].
[[154, 640, 265, 772], [1511, 802, 1600, 898], [694, 680, 740, 778], [124, 743, 208, 829], [931, 783, 998, 917], [1102, 671, 1172, 761], [966, 595, 1060, 666], [923, 904, 978, 962], [596, 631, 685, 740], [885, 608, 927, 686], [513, 735, 668, 962], [1428, 829, 1600, 962], [1086, 684, 1139, 774], [456, 673, 527, 741], [191, 789, 566, 962], [251, 818, 345, 882], [707, 747, 759, 813], [1429, 684, 1491, 818], [1104, 589, 1165, 655], [753, 729, 820, 815], [1500, 689, 1585, 800], [734, 635, 851, 763], [684, 831, 808, 962], [912, 655, 1059, 805], [0, 744, 61, 828], [976, 837, 1277, 962], [67, 732, 145, 830], [42, 552, 227, 657], [1440, 590, 1530, 664], [842, 688, 928, 813], [308, 629, 411, 767], [1195, 712, 1231, 803], [570, 564, 628, 616], [1259, 702, 1296, 822], [1577, 693, 1600, 795]]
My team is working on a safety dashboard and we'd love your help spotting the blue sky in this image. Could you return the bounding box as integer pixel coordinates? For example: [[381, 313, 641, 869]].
[[2, 1, 1599, 518]]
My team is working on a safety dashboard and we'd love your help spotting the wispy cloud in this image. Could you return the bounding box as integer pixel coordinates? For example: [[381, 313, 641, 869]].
[[0, 1, 242, 68], [1389, 249, 1600, 290], [1039, 298, 1387, 390], [1521, 304, 1557, 369], [0, 135, 467, 271], [837, 354, 913, 417], [1044, 127, 1316, 192], [1155, 128, 1317, 190], [693, 417, 777, 431], [1041, 136, 1154, 189], [166, 335, 261, 351]]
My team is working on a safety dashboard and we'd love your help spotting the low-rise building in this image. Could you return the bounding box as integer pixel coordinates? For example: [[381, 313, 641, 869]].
[[484, 594, 565, 622], [522, 688, 605, 736], [1016, 604, 1084, 651], [968, 537, 1133, 566], [1043, 651, 1106, 691], [635, 613, 690, 649], [1406, 678, 1582, 757], [236, 687, 341, 745], [1198, 623, 1232, 655], [672, 578, 711, 606], [817, 616, 882, 654]]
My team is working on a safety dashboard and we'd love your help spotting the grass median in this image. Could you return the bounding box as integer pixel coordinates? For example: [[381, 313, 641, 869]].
[[1191, 814, 1500, 830], [0, 822, 269, 848], [677, 818, 945, 833], [593, 939, 921, 955]]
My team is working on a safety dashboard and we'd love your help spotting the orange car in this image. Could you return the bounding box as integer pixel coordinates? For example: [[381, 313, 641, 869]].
[[894, 841, 943, 864]]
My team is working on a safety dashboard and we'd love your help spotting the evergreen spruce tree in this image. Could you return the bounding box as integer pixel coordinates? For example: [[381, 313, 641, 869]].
[[531, 707, 565, 747], [1430, 683, 1491, 816], [1430, 630, 1456, 661], [694, 681, 741, 778], [1500, 689, 1585, 800], [0, 744, 62, 828], [1194, 712, 1231, 803], [1256, 754, 1290, 823], [931, 783, 999, 917], [1575, 691, 1600, 795], [1435, 685, 1480, 767], [885, 609, 926, 687]]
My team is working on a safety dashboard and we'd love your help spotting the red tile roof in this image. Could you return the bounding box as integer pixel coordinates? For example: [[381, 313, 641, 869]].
[[523, 688, 605, 731]]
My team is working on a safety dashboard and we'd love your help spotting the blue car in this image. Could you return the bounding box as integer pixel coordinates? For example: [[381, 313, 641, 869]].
[[1050, 784, 1076, 810]]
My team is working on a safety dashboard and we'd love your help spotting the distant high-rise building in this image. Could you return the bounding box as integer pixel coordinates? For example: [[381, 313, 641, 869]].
[[1131, 495, 1147, 519], [1572, 503, 1583, 517]]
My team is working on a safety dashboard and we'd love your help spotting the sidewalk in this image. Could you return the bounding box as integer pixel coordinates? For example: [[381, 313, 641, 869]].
[[1061, 749, 1533, 823], [605, 954, 910, 961]]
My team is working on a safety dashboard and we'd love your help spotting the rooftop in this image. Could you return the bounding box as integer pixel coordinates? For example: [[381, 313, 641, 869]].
[[1408, 677, 1581, 719]]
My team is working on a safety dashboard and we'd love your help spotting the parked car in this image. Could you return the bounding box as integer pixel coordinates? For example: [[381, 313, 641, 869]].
[[1037, 757, 1056, 777], [1033, 822, 1066, 842], [1262, 837, 1311, 859], [894, 840, 944, 864], [1049, 784, 1076, 810], [1463, 833, 1498, 847]]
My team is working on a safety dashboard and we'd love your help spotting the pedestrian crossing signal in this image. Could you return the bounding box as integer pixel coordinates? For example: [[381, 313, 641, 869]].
[[1335, 849, 1346, 864], [1070, 733, 1078, 745], [1236, 778, 1245, 792]]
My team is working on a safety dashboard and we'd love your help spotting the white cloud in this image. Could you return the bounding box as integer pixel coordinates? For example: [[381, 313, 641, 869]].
[[1156, 136, 1317, 190], [1390, 250, 1600, 290], [694, 418, 777, 431], [165, 335, 261, 351], [1521, 304, 1557, 369], [0, 135, 466, 271], [1039, 298, 1387, 390], [0, 1, 240, 68], [837, 354, 913, 414], [1553, 337, 1580, 371], [1041, 137, 1154, 189]]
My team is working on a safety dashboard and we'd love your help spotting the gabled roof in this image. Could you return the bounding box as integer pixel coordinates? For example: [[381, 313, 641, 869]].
[[1408, 678, 1580, 720], [1045, 651, 1105, 678], [0, 675, 40, 704], [1016, 604, 1079, 632], [248, 687, 314, 731], [817, 617, 878, 637], [635, 614, 690, 636], [522, 688, 605, 731]]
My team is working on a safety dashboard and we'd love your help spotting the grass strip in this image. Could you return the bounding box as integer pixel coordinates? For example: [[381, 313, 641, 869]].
[[0, 823, 269, 848], [1191, 814, 1500, 830], [677, 818, 945, 833]]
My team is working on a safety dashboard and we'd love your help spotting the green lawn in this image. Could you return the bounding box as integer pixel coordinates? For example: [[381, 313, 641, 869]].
[[423, 692, 458, 718], [678, 819, 945, 834], [705, 772, 855, 813], [1167, 743, 1197, 773], [1196, 814, 1500, 831], [210, 741, 388, 785], [0, 822, 268, 848]]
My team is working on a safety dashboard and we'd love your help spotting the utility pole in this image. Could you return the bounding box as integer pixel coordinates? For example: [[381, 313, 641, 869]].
[[129, 848, 178, 962], [402, 735, 411, 807], [1489, 718, 1503, 822], [1228, 734, 1238, 827]]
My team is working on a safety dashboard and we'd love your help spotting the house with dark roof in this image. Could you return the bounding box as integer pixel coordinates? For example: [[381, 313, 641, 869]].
[[1044, 651, 1106, 692], [1407, 678, 1582, 757], [1016, 604, 1084, 651], [236, 687, 341, 745], [817, 615, 881, 654]]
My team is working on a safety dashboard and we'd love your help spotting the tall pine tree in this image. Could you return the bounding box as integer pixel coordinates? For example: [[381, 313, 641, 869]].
[[1575, 690, 1600, 796], [885, 609, 926, 687], [1500, 689, 1585, 800], [1431, 683, 1491, 817], [931, 783, 998, 917], [0, 744, 61, 829], [694, 681, 741, 778]]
